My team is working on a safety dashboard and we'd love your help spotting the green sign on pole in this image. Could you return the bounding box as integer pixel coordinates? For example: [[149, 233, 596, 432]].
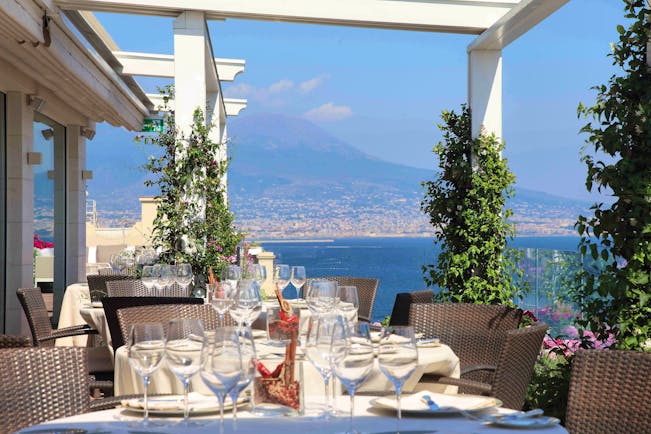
[[142, 118, 164, 133]]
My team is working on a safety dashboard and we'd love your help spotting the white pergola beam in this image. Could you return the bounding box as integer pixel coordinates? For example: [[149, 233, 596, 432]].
[[55, 0, 519, 34], [113, 52, 245, 81], [146, 93, 246, 117], [468, 0, 569, 51]]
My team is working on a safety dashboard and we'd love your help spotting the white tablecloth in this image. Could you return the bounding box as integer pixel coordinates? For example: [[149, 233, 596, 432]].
[[21, 395, 568, 434], [80, 306, 113, 354], [56, 283, 92, 347], [114, 339, 460, 396]]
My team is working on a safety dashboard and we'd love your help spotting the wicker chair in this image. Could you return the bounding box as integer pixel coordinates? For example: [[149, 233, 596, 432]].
[[106, 279, 148, 297], [102, 296, 204, 350], [0, 347, 90, 433], [164, 282, 191, 298], [322, 276, 379, 322], [388, 289, 434, 326], [117, 304, 234, 343], [0, 333, 31, 348], [98, 267, 124, 276], [87, 274, 133, 302], [566, 349, 651, 434], [17, 287, 98, 346]]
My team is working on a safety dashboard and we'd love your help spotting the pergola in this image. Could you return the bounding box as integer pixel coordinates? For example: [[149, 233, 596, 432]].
[[0, 0, 567, 333]]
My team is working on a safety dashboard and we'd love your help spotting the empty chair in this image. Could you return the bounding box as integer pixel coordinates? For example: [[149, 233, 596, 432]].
[[163, 282, 191, 298], [388, 289, 434, 326], [0, 347, 90, 433], [321, 276, 379, 322], [87, 274, 132, 302], [0, 334, 31, 348], [102, 296, 204, 350], [98, 268, 124, 276], [106, 279, 148, 297], [566, 349, 651, 434]]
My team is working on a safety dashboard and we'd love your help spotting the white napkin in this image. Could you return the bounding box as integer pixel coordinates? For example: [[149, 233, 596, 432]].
[[376, 391, 498, 412], [121, 393, 219, 411], [417, 338, 441, 348]]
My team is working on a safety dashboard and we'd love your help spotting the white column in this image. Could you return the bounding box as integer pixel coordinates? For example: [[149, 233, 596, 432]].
[[173, 11, 207, 136], [468, 49, 502, 139], [65, 125, 87, 285], [5, 91, 34, 335]]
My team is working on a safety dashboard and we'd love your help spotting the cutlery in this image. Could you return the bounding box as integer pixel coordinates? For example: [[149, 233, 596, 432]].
[[420, 394, 440, 411], [498, 408, 544, 420]]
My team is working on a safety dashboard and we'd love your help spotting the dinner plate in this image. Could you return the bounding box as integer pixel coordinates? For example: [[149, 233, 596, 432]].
[[252, 329, 268, 339], [487, 415, 561, 429], [121, 394, 246, 416], [370, 393, 501, 415]]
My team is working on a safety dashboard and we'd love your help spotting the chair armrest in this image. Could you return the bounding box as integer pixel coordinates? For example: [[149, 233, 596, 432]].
[[461, 364, 497, 376], [89, 394, 170, 412], [432, 375, 493, 394], [39, 326, 98, 342]]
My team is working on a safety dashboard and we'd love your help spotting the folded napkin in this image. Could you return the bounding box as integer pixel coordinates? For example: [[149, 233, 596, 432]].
[[121, 393, 219, 411], [376, 391, 498, 412], [416, 338, 441, 348]]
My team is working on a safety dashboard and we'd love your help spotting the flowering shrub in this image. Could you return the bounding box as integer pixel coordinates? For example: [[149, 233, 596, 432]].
[[33, 234, 53, 249]]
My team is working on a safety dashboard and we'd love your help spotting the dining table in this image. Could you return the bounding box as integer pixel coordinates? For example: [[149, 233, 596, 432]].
[[20, 394, 568, 434]]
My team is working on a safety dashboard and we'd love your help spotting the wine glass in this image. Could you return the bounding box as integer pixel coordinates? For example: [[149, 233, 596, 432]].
[[151, 264, 164, 295], [157, 264, 172, 294], [378, 326, 418, 420], [337, 285, 359, 323], [176, 263, 193, 296], [165, 318, 204, 425], [290, 266, 307, 298], [200, 327, 242, 428], [248, 264, 266, 287], [331, 321, 374, 433], [140, 265, 157, 295], [304, 313, 346, 418], [306, 279, 337, 314], [273, 264, 291, 296], [229, 279, 262, 329], [210, 281, 236, 325], [228, 327, 257, 426], [222, 264, 242, 290], [128, 323, 165, 426]]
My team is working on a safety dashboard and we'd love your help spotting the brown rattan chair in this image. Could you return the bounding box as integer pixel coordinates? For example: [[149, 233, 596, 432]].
[[0, 347, 90, 433], [106, 279, 148, 297], [388, 289, 434, 326], [0, 333, 32, 348], [102, 296, 204, 350], [17, 287, 98, 346], [87, 274, 133, 302], [322, 276, 379, 322], [566, 349, 651, 434], [98, 267, 124, 276], [117, 304, 234, 342], [163, 282, 191, 298]]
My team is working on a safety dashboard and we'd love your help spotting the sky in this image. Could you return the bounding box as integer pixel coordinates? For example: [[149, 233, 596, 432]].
[[94, 0, 626, 201]]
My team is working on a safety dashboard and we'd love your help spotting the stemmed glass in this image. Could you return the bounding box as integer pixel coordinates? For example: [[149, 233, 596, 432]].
[[290, 266, 307, 298], [157, 264, 173, 295], [176, 264, 193, 296], [210, 281, 236, 325], [306, 279, 337, 314], [248, 264, 267, 287], [141, 265, 158, 295], [304, 313, 346, 418], [165, 318, 204, 425], [337, 286, 359, 323], [273, 264, 291, 296], [128, 323, 165, 426], [378, 326, 418, 420], [228, 327, 257, 427], [331, 321, 375, 433], [229, 279, 262, 329], [200, 327, 242, 430], [152, 264, 164, 295]]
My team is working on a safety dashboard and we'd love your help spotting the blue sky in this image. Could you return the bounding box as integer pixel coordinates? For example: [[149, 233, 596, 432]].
[[95, 0, 624, 201]]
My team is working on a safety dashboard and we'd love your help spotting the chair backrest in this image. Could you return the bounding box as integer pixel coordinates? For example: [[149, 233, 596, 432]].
[[164, 282, 191, 298], [106, 279, 148, 297], [102, 296, 204, 350], [566, 349, 651, 434], [117, 304, 233, 346], [87, 274, 132, 302], [407, 303, 522, 384], [491, 322, 548, 409], [0, 347, 90, 433], [16, 287, 54, 346], [98, 268, 124, 276], [323, 276, 379, 322], [389, 290, 434, 326], [0, 334, 32, 348]]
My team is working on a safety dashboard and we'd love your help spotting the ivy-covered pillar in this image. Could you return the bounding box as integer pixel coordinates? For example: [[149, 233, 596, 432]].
[[468, 49, 502, 139]]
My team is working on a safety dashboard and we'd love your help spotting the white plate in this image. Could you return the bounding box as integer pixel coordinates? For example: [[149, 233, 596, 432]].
[[252, 329, 267, 339], [121, 394, 245, 416], [370, 394, 501, 415], [487, 416, 560, 429]]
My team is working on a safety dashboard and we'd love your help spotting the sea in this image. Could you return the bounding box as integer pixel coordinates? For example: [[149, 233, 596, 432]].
[[257, 236, 582, 322]]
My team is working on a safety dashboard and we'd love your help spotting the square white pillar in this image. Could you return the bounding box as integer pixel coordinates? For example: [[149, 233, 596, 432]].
[[468, 49, 502, 139]]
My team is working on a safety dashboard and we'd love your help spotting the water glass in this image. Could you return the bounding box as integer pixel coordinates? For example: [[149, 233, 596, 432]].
[[176, 263, 193, 295], [273, 264, 291, 294], [248, 263, 267, 286], [229, 279, 262, 329], [229, 327, 257, 425], [128, 323, 165, 425], [378, 326, 418, 420], [165, 318, 204, 424], [290, 266, 306, 298], [337, 285, 359, 323], [140, 265, 158, 295], [200, 327, 242, 428], [306, 279, 337, 314], [210, 281, 236, 324], [331, 321, 374, 432]]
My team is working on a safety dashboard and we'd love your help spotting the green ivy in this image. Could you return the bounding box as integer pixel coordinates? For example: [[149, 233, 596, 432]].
[[139, 86, 244, 281], [421, 105, 527, 305], [572, 0, 651, 352]]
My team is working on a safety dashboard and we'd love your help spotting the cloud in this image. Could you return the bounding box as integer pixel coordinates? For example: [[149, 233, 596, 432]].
[[304, 102, 353, 122], [299, 75, 329, 93], [224, 83, 255, 97], [268, 79, 294, 94]]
